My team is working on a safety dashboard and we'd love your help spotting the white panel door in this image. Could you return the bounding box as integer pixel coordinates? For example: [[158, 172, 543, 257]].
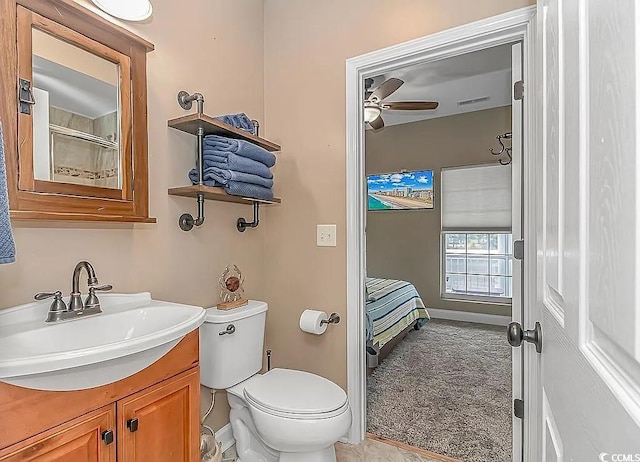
[[537, 0, 640, 459]]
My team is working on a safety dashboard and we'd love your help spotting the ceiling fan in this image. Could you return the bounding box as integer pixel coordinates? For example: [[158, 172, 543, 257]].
[[364, 77, 439, 131]]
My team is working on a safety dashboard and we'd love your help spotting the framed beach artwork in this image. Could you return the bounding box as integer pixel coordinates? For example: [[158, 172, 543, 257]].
[[367, 169, 434, 211]]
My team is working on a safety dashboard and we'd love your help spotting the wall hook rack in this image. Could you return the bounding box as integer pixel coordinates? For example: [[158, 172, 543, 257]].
[[237, 202, 261, 232], [489, 132, 513, 165]]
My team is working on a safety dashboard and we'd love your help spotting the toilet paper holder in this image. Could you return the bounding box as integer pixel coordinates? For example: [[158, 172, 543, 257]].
[[320, 313, 341, 326]]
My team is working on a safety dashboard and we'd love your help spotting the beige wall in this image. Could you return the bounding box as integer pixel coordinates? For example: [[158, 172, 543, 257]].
[[365, 107, 512, 318], [262, 0, 534, 391], [1, 0, 534, 433], [0, 0, 265, 431]]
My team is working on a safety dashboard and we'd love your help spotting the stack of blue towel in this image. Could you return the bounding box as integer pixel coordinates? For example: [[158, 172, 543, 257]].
[[189, 135, 276, 201], [216, 113, 255, 135]]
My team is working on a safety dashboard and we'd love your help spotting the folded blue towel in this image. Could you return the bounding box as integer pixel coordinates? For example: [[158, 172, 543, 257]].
[[215, 113, 255, 134], [0, 123, 16, 264], [203, 135, 276, 168], [225, 181, 274, 201], [189, 173, 274, 202], [189, 167, 273, 189], [203, 151, 273, 179]]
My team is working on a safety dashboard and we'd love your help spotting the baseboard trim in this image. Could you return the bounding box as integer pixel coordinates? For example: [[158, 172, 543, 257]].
[[428, 308, 511, 326], [215, 423, 235, 453]]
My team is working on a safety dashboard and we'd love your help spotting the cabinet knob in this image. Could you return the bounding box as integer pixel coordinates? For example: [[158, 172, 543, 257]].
[[101, 429, 114, 445], [127, 418, 139, 432]]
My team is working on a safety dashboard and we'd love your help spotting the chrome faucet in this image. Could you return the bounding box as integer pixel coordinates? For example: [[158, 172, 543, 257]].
[[35, 261, 112, 323]]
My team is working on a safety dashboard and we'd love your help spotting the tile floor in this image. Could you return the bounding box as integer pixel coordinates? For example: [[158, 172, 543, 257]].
[[336, 438, 449, 462], [221, 437, 449, 462]]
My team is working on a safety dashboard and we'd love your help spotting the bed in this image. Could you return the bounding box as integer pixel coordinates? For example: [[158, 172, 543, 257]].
[[365, 277, 430, 367]]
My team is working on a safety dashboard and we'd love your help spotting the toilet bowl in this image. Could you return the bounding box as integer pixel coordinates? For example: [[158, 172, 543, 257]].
[[199, 301, 351, 462]]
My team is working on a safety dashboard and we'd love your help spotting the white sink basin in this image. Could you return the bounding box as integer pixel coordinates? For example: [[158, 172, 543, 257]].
[[0, 293, 205, 391]]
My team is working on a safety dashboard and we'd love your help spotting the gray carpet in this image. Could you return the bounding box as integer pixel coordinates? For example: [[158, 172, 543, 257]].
[[367, 319, 512, 462]]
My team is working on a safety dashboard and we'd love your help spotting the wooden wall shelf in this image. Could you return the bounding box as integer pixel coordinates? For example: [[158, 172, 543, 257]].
[[168, 185, 281, 206], [167, 113, 281, 152]]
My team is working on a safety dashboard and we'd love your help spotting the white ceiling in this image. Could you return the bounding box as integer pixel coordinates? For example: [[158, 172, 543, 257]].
[[368, 44, 514, 127]]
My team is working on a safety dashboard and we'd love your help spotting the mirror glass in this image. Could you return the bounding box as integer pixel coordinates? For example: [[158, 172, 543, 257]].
[[31, 28, 121, 189]]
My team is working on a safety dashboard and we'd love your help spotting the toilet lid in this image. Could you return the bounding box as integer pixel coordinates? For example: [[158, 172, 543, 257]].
[[243, 368, 348, 418]]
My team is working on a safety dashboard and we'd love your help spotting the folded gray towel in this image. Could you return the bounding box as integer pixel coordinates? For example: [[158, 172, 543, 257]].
[[203, 135, 276, 168], [203, 151, 273, 179], [189, 167, 274, 189], [215, 113, 255, 134], [0, 123, 16, 264]]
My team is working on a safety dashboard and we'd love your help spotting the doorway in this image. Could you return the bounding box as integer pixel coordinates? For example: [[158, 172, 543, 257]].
[[364, 44, 519, 462], [345, 7, 537, 462]]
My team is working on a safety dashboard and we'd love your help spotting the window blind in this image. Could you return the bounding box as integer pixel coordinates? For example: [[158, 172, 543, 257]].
[[441, 163, 512, 231]]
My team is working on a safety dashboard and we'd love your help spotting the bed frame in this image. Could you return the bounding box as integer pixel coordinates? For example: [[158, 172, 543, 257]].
[[367, 322, 418, 374]]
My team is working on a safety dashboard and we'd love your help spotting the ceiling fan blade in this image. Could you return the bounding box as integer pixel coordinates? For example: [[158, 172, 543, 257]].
[[370, 78, 403, 101], [369, 115, 385, 131], [383, 101, 439, 111]]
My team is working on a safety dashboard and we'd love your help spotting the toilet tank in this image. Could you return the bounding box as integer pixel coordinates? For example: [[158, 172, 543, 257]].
[[200, 300, 268, 389]]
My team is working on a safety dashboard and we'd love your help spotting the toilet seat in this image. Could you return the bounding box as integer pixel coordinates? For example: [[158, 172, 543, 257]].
[[242, 368, 349, 420]]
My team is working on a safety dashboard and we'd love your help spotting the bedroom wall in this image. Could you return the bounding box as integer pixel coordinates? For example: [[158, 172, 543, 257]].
[[0, 0, 266, 431], [365, 107, 512, 317], [263, 0, 534, 392]]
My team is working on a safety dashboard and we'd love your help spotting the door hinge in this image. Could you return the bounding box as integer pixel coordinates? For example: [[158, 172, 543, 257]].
[[514, 399, 525, 419], [514, 80, 524, 100], [513, 239, 524, 261], [18, 78, 36, 115]]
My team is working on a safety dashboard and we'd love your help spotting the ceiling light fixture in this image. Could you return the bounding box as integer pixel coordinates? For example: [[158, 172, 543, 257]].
[[91, 0, 153, 22], [364, 105, 382, 123]]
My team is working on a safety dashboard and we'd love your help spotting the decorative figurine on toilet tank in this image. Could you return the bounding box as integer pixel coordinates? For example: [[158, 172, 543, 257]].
[[217, 264, 248, 310]]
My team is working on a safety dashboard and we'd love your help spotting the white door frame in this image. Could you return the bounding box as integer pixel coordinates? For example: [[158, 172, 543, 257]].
[[345, 6, 540, 460]]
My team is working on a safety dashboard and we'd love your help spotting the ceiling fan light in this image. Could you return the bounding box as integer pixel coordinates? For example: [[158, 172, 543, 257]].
[[364, 106, 382, 123], [91, 0, 153, 21]]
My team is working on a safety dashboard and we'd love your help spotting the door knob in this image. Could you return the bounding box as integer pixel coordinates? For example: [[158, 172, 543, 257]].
[[507, 321, 542, 353]]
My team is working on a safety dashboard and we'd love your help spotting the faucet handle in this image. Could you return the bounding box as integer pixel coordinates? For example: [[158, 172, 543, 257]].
[[35, 290, 62, 301], [35, 291, 68, 315], [85, 284, 112, 310]]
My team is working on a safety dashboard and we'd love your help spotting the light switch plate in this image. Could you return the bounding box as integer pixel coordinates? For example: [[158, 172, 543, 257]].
[[317, 224, 337, 247]]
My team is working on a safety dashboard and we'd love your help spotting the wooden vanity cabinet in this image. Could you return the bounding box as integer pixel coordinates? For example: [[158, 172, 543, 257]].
[[0, 332, 200, 462], [0, 405, 116, 462], [118, 368, 200, 462]]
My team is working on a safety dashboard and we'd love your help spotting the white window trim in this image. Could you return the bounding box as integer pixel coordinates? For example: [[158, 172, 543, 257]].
[[440, 231, 514, 305]]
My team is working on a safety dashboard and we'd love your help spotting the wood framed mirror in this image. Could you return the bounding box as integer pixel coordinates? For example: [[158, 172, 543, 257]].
[[0, 0, 155, 222]]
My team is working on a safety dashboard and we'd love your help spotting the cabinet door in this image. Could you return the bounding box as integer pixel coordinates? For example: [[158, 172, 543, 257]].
[[118, 368, 200, 462], [0, 405, 116, 462]]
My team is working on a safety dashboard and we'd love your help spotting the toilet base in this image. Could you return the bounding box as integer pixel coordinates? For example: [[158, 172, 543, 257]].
[[279, 446, 337, 462], [230, 396, 339, 462]]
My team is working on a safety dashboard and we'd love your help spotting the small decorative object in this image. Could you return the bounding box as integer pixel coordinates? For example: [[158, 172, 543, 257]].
[[217, 264, 248, 310]]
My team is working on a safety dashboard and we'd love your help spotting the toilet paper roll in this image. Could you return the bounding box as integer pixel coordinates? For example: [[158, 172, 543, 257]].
[[299, 309, 329, 335]]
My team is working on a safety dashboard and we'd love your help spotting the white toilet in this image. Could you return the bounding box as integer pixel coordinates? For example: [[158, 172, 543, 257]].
[[200, 300, 352, 462]]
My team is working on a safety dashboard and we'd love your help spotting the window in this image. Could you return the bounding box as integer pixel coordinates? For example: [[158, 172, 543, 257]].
[[443, 232, 513, 301]]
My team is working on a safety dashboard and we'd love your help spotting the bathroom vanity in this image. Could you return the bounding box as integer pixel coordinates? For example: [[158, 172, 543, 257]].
[[0, 293, 206, 462], [0, 332, 200, 461]]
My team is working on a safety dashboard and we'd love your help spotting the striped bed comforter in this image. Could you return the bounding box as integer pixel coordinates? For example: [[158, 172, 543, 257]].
[[366, 277, 430, 349]]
